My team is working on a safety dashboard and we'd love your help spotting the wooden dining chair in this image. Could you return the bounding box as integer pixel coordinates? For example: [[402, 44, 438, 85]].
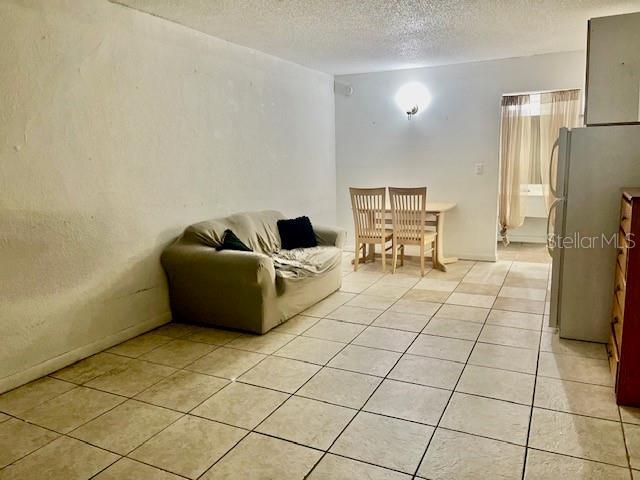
[[389, 187, 437, 276], [349, 187, 394, 272]]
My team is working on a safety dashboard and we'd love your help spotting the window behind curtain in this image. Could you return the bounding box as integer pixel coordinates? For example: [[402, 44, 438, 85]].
[[502, 91, 580, 187]]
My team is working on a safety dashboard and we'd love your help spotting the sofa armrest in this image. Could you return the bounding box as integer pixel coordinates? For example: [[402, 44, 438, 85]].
[[162, 245, 276, 287], [161, 244, 278, 330], [314, 225, 346, 248]]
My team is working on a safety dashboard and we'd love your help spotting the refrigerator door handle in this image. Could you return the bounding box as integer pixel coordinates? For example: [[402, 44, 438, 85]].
[[549, 138, 560, 198], [547, 197, 563, 257]]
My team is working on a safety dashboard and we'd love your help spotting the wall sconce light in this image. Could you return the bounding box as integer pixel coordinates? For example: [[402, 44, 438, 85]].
[[395, 82, 431, 119]]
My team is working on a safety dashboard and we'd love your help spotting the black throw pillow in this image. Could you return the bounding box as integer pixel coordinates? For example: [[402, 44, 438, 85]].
[[277, 216, 318, 250], [215, 229, 252, 252]]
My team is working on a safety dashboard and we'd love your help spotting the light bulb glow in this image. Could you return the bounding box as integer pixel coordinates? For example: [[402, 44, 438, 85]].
[[395, 82, 431, 117]]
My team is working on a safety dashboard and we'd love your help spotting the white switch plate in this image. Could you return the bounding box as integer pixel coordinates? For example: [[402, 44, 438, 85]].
[[474, 163, 484, 175]]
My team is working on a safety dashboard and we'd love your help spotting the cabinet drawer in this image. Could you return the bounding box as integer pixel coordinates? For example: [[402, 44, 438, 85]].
[[615, 264, 627, 313], [617, 230, 629, 276], [621, 198, 632, 235]]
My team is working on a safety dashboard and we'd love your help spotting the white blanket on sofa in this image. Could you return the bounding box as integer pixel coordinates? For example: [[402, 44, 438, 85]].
[[271, 246, 341, 278]]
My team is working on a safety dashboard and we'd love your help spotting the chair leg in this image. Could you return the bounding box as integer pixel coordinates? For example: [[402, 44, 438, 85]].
[[354, 241, 360, 271], [432, 239, 438, 269], [381, 240, 386, 272], [400, 245, 405, 266], [392, 239, 397, 274], [420, 244, 425, 277]]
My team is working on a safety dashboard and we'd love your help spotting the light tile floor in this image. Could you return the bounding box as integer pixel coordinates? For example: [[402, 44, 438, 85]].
[[1, 248, 637, 479]]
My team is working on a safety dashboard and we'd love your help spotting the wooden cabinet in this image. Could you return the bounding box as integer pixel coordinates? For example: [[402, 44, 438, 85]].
[[608, 189, 640, 405], [585, 13, 640, 126]]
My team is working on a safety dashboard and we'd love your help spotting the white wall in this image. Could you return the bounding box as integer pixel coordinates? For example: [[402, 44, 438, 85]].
[[0, 0, 336, 392], [508, 188, 549, 243], [335, 51, 585, 260]]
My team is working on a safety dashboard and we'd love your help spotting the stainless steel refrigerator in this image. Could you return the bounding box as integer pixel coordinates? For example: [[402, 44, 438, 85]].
[[548, 125, 640, 342]]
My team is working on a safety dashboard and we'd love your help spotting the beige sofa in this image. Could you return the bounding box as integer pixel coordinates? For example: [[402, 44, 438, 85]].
[[161, 210, 345, 334]]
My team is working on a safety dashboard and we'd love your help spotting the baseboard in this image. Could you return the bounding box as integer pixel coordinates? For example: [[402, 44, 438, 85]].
[[0, 311, 172, 394], [455, 252, 498, 262], [359, 252, 498, 263], [504, 235, 547, 244]]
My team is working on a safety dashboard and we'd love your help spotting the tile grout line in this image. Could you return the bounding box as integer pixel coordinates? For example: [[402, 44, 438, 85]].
[[0, 260, 498, 477], [7, 338, 251, 475], [9, 279, 620, 477], [194, 291, 376, 479], [410, 259, 515, 479], [519, 260, 555, 480], [522, 446, 633, 470], [302, 277, 453, 478], [6, 354, 625, 471], [1, 328, 256, 476], [12, 258, 627, 479], [88, 455, 192, 480], [273, 265, 446, 477], [50, 323, 609, 387], [314, 260, 624, 477], [301, 260, 484, 477], [618, 404, 634, 476], [520, 294, 545, 480], [3, 315, 327, 475], [0, 429, 60, 473], [1, 387, 166, 473], [184, 352, 339, 477]]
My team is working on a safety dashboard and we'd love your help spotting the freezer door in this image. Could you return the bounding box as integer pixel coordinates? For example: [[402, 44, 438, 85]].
[[547, 128, 571, 330], [553, 128, 571, 198]]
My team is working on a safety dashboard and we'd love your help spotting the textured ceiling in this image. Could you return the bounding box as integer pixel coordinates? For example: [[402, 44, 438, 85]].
[[112, 0, 640, 74]]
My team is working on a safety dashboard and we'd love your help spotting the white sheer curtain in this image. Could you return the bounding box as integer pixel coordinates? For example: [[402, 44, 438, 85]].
[[539, 89, 581, 209], [498, 95, 532, 244]]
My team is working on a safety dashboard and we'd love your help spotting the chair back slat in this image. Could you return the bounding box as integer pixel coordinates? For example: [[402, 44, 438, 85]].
[[349, 187, 386, 240], [389, 187, 427, 242]]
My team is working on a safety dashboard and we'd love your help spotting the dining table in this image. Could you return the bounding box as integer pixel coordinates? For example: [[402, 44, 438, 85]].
[[353, 201, 457, 272]]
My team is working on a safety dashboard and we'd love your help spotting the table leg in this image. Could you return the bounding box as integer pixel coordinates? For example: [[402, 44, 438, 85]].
[[351, 243, 369, 265], [348, 243, 380, 265], [435, 212, 458, 272]]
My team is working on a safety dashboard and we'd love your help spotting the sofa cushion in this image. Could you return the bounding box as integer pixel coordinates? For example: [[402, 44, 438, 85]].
[[215, 229, 252, 252], [277, 216, 318, 250], [183, 210, 284, 254]]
